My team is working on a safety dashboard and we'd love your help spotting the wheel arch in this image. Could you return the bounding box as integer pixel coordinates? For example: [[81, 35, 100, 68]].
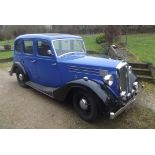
[[10, 62, 27, 76], [65, 85, 95, 102], [53, 79, 110, 108]]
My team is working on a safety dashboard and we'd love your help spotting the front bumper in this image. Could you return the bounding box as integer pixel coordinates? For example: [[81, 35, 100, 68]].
[[109, 82, 144, 119], [110, 96, 136, 119]]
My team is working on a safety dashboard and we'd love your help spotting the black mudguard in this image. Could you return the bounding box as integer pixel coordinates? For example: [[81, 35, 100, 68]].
[[53, 79, 109, 105], [9, 62, 26, 76]]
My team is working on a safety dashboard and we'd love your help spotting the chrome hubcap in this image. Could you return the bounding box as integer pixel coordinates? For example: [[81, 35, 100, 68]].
[[19, 74, 23, 81], [79, 98, 88, 110]]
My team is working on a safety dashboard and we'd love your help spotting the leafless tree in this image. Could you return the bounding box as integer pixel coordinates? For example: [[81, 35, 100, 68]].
[[104, 25, 121, 45]]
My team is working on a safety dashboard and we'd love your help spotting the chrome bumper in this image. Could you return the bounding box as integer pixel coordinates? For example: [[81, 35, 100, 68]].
[[110, 97, 136, 119], [109, 81, 144, 119]]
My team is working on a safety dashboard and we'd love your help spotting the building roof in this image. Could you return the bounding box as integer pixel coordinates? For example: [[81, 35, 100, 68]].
[[16, 33, 82, 40]]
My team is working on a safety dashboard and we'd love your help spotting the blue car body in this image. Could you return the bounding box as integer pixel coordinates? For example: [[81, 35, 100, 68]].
[[10, 33, 138, 120]]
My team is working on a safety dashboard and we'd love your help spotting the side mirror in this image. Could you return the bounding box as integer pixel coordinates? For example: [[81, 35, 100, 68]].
[[47, 50, 53, 55]]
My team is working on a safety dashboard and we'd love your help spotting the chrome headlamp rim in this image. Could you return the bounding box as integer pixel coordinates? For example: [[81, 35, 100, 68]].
[[120, 91, 127, 101], [133, 81, 138, 90]]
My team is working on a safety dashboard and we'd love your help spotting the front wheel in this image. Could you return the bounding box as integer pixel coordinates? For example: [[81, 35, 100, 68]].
[[16, 68, 28, 88], [73, 90, 98, 122]]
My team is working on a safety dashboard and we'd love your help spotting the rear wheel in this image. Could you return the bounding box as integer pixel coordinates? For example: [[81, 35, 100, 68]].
[[73, 89, 98, 122], [16, 68, 28, 88]]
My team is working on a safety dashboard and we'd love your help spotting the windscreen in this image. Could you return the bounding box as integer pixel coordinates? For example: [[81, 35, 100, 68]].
[[52, 39, 85, 56]]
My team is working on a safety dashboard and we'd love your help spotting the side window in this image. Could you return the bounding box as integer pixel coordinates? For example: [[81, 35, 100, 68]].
[[15, 40, 22, 52], [37, 40, 51, 56], [23, 40, 33, 54]]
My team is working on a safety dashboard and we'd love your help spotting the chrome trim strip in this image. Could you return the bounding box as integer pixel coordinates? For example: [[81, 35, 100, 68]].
[[69, 70, 99, 76], [69, 68, 99, 74], [69, 65, 100, 71], [68, 66, 103, 76]]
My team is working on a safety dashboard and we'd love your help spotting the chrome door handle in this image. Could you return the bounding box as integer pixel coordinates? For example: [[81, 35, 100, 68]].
[[51, 63, 57, 66], [31, 60, 36, 63]]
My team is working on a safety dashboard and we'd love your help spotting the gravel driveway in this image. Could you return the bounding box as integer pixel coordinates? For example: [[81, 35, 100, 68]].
[[0, 69, 155, 129]]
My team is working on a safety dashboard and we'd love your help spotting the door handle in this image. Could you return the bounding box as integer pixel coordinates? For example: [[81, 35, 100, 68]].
[[31, 60, 36, 63], [51, 62, 57, 66]]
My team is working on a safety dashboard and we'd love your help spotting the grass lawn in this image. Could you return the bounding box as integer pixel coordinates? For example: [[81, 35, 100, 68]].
[[83, 33, 155, 65], [0, 36, 104, 56], [0, 39, 14, 46], [0, 51, 13, 59], [122, 33, 155, 65], [0, 62, 12, 70], [1, 36, 104, 54], [82, 34, 103, 54], [0, 40, 14, 59], [115, 105, 155, 128], [1, 33, 155, 66]]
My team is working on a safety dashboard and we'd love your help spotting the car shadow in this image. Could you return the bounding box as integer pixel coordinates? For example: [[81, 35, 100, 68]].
[[23, 85, 137, 129]]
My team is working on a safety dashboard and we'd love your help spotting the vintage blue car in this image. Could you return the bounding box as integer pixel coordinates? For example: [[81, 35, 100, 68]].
[[9, 33, 139, 121]]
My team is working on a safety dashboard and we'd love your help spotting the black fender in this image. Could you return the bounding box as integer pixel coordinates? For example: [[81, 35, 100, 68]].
[[9, 62, 26, 76], [53, 79, 110, 105]]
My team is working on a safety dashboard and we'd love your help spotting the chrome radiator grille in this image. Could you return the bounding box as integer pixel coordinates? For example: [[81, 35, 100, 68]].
[[117, 65, 129, 93]]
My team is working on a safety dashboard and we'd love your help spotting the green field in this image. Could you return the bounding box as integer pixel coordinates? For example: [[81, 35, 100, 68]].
[[0, 61, 12, 70], [0, 40, 13, 59], [0, 36, 103, 59], [0, 39, 14, 46], [82, 34, 103, 53], [0, 36, 103, 53], [122, 33, 155, 65], [1, 33, 155, 66], [0, 51, 13, 59], [83, 33, 155, 65]]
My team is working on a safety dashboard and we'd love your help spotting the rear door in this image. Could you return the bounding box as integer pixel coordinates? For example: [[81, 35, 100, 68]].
[[14, 39, 23, 62], [22, 39, 38, 82], [34, 39, 61, 87]]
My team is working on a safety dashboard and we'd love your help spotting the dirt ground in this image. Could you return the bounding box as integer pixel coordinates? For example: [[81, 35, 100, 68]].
[[0, 67, 155, 129]]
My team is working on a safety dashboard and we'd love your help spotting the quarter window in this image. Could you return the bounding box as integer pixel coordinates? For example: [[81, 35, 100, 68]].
[[15, 40, 22, 52], [23, 40, 33, 54], [37, 40, 51, 56]]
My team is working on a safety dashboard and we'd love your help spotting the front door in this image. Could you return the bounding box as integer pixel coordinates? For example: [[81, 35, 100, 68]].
[[35, 39, 61, 87]]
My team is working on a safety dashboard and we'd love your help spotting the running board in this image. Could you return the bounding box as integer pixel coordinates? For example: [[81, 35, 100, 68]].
[[26, 81, 57, 98]]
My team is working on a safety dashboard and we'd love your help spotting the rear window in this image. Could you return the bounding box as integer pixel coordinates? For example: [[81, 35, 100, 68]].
[[23, 40, 33, 54], [15, 40, 22, 52]]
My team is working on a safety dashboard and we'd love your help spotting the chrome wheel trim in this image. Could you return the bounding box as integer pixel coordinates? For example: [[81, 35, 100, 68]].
[[19, 73, 23, 81], [79, 98, 88, 110]]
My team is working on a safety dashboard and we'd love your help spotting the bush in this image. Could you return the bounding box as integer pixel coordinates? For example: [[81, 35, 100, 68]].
[[4, 45, 11, 50], [96, 34, 106, 44]]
